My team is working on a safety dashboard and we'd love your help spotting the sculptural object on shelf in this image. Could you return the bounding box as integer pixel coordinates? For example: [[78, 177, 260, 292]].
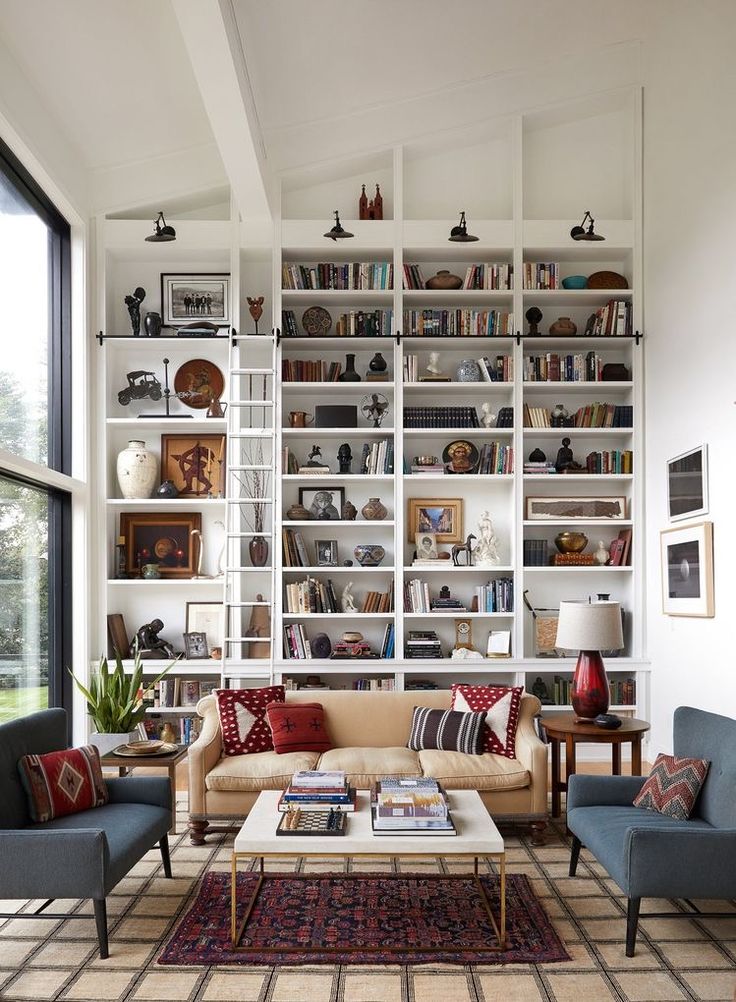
[[306, 445, 324, 467], [361, 392, 389, 428], [244, 593, 271, 658], [341, 581, 357, 613], [213, 519, 226, 577], [337, 443, 352, 474], [451, 533, 476, 567], [135, 619, 176, 659], [555, 437, 575, 473], [425, 351, 446, 378], [531, 676, 554, 704], [190, 528, 212, 579], [525, 306, 543, 337], [124, 286, 146, 337], [480, 402, 496, 428], [247, 296, 264, 336], [474, 511, 501, 567]]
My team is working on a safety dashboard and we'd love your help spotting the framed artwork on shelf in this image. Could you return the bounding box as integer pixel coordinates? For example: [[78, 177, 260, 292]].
[[486, 630, 512, 658], [107, 613, 130, 660], [407, 498, 463, 543], [161, 434, 226, 497], [315, 540, 339, 566], [660, 521, 714, 618], [525, 496, 627, 521], [183, 631, 209, 659], [298, 487, 345, 520], [415, 532, 438, 560], [186, 602, 226, 650], [120, 512, 202, 578], [667, 445, 708, 522], [160, 273, 230, 326]]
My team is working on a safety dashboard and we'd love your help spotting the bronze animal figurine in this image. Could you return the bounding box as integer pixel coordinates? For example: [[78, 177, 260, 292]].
[[451, 533, 477, 567]]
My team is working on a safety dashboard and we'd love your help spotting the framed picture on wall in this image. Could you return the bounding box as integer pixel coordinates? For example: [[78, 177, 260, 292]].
[[666, 445, 709, 522], [660, 521, 714, 617], [161, 273, 230, 326]]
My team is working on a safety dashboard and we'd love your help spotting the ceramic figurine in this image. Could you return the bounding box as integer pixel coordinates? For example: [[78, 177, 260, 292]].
[[426, 351, 446, 378], [555, 437, 575, 473], [474, 511, 501, 567], [594, 541, 610, 566], [341, 581, 357, 613], [480, 402, 496, 428], [124, 286, 146, 336]]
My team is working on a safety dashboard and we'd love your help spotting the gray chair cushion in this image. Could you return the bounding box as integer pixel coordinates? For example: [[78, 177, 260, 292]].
[[674, 706, 736, 828], [0, 708, 67, 828]]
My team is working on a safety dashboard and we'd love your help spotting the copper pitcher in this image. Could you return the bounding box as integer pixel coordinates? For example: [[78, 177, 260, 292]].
[[289, 410, 313, 428]]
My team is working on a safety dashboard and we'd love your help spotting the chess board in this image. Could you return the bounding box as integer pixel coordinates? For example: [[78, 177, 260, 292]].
[[276, 809, 347, 836]]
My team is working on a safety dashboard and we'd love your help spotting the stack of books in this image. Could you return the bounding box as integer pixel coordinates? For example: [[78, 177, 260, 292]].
[[278, 770, 356, 813], [371, 778, 455, 835], [405, 630, 443, 659]]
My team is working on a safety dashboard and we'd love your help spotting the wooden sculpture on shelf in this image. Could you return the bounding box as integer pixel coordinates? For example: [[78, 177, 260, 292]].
[[245, 594, 271, 659], [247, 296, 264, 336]]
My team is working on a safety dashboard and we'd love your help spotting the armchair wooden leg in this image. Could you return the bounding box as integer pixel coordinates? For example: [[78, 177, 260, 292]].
[[189, 818, 209, 846], [159, 835, 172, 878], [569, 835, 582, 876], [626, 897, 641, 957], [93, 899, 108, 959]]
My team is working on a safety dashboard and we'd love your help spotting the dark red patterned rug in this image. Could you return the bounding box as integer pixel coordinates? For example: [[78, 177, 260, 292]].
[[158, 871, 569, 966]]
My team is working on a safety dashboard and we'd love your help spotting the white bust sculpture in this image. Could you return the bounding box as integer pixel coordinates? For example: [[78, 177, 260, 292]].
[[480, 402, 496, 428], [474, 510, 501, 567], [341, 581, 357, 613], [426, 351, 444, 376]]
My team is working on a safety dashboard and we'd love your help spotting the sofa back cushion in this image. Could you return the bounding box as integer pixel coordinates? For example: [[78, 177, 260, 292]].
[[18, 745, 108, 823], [407, 707, 486, 754], [674, 706, 736, 827], [216, 686, 285, 756], [265, 702, 332, 755], [0, 708, 68, 828]]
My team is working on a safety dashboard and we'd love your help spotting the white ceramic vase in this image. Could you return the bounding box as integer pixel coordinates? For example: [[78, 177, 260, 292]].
[[116, 439, 157, 499], [89, 731, 137, 756]]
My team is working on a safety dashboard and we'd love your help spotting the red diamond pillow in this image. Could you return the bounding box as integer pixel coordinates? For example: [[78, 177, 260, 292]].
[[215, 686, 285, 756], [18, 745, 108, 823], [633, 753, 710, 820], [265, 702, 332, 755], [451, 684, 523, 759]]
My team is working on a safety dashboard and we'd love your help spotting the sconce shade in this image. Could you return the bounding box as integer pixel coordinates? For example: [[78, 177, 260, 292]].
[[555, 600, 623, 651]]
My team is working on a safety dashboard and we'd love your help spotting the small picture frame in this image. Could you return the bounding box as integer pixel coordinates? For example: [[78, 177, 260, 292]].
[[660, 521, 714, 618], [120, 512, 202, 578], [407, 498, 463, 543], [161, 272, 230, 327], [414, 532, 438, 560], [183, 631, 209, 659], [298, 487, 346, 520], [525, 496, 627, 521], [667, 445, 708, 522], [186, 602, 225, 650], [486, 630, 512, 658], [315, 540, 339, 566]]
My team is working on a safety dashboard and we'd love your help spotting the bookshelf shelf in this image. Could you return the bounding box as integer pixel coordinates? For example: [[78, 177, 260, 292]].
[[523, 473, 633, 481], [522, 427, 633, 437], [403, 382, 512, 394], [282, 382, 394, 394], [522, 381, 633, 392], [282, 612, 395, 619], [522, 519, 633, 527], [284, 519, 395, 527], [282, 427, 394, 437], [406, 427, 514, 438], [523, 566, 633, 573], [403, 565, 514, 573], [283, 566, 391, 574], [404, 611, 514, 619], [282, 474, 394, 482], [402, 473, 514, 482]]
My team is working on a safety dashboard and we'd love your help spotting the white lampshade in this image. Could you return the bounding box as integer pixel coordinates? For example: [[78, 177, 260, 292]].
[[555, 601, 623, 651]]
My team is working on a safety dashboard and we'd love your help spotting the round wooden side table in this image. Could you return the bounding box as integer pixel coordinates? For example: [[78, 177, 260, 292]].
[[539, 714, 650, 818]]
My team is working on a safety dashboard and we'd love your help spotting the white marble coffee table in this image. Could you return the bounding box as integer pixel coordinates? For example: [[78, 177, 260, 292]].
[[231, 788, 506, 952]]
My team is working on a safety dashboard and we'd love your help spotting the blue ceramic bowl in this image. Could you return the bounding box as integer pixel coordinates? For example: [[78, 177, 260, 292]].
[[562, 275, 588, 290]]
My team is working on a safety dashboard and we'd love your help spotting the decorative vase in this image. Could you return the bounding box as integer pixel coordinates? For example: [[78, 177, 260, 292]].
[[249, 536, 269, 567], [354, 544, 386, 567], [89, 731, 137, 755], [116, 440, 157, 499], [425, 270, 463, 291], [594, 542, 610, 565], [456, 358, 482, 382], [156, 479, 179, 499], [554, 531, 588, 554], [549, 316, 577, 336], [369, 352, 387, 373], [361, 497, 387, 520], [144, 311, 162, 337], [286, 503, 311, 520], [338, 354, 361, 382], [160, 722, 178, 744], [572, 652, 610, 720], [141, 563, 161, 579]]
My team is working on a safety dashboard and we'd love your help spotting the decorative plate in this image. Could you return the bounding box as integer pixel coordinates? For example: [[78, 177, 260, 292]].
[[174, 359, 225, 409], [587, 270, 628, 290], [119, 739, 165, 754], [301, 306, 332, 337], [442, 439, 480, 474], [112, 742, 178, 757]]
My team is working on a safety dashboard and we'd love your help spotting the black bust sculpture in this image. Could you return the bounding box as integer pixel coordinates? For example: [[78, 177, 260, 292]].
[[337, 443, 352, 474], [525, 306, 543, 336], [135, 618, 175, 659]]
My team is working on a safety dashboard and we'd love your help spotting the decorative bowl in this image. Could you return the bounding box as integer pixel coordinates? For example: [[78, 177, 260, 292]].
[[554, 531, 589, 554], [561, 275, 588, 290], [354, 544, 386, 567]]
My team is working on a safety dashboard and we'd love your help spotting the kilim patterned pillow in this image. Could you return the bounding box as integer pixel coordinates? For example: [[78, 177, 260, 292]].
[[633, 753, 710, 820], [265, 702, 332, 755], [215, 685, 285, 756], [451, 684, 523, 759], [18, 745, 108, 824], [407, 706, 486, 755]]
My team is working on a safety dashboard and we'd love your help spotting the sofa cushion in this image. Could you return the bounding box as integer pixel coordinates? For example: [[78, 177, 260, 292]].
[[18, 745, 108, 823], [317, 747, 421, 787], [205, 750, 320, 793], [633, 753, 710, 820], [451, 684, 523, 759], [407, 706, 486, 754], [265, 702, 332, 755], [215, 686, 285, 756], [417, 750, 530, 791]]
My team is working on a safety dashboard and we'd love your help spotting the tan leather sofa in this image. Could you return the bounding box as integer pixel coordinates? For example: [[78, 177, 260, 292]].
[[188, 689, 548, 844]]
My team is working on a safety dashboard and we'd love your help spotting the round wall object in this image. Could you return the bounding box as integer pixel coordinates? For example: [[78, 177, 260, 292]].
[[174, 359, 225, 409], [311, 633, 332, 659]]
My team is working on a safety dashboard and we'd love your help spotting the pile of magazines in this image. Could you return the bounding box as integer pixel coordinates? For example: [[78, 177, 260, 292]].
[[277, 770, 356, 813], [371, 777, 455, 836]]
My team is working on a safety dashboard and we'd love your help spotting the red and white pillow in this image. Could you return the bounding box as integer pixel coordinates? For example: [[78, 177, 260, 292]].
[[18, 745, 108, 823], [451, 684, 523, 759], [215, 686, 285, 756]]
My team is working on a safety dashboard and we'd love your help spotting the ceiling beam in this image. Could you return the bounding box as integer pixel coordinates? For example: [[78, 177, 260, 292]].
[[172, 0, 271, 221]]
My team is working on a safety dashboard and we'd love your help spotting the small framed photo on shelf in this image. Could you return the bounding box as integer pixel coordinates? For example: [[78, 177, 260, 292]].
[[183, 631, 209, 659], [486, 630, 512, 658], [161, 434, 226, 497], [160, 273, 230, 327], [120, 512, 202, 578], [315, 540, 339, 566], [660, 521, 714, 618], [298, 487, 345, 520], [525, 496, 627, 521], [186, 602, 225, 651], [666, 445, 708, 522], [180, 680, 202, 707], [415, 532, 438, 560], [407, 498, 463, 543]]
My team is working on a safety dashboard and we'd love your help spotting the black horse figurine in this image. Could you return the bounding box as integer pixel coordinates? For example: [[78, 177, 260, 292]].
[[451, 533, 477, 567]]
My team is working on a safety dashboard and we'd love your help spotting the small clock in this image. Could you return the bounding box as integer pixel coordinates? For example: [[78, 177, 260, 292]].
[[454, 618, 474, 650]]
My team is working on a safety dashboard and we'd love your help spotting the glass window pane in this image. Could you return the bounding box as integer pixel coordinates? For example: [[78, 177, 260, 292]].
[[0, 172, 50, 466], [0, 475, 49, 722]]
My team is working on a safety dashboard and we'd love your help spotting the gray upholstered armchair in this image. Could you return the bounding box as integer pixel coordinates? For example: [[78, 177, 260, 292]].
[[567, 706, 736, 956], [0, 708, 173, 958]]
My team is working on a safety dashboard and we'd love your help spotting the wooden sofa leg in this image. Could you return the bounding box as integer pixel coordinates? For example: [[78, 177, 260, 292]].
[[159, 835, 172, 878], [530, 820, 547, 846], [189, 818, 209, 846], [626, 897, 641, 957], [93, 899, 109, 959], [569, 835, 582, 876]]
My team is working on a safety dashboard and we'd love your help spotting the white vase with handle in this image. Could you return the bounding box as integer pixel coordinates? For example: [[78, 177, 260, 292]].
[[116, 440, 157, 499]]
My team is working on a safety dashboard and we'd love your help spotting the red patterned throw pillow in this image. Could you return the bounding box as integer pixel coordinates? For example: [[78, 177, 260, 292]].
[[18, 745, 108, 823], [215, 686, 285, 756], [451, 684, 523, 759], [265, 702, 332, 755], [633, 753, 710, 820]]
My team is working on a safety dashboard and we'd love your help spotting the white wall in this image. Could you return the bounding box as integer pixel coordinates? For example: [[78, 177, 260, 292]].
[[642, 0, 736, 753]]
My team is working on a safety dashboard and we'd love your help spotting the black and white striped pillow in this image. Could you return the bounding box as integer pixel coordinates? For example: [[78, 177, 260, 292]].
[[407, 706, 487, 755]]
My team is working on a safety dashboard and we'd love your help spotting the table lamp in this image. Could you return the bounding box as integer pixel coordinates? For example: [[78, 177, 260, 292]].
[[555, 601, 623, 721]]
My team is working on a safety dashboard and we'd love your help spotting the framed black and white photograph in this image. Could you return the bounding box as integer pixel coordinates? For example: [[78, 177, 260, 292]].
[[667, 445, 708, 522], [415, 532, 438, 560], [161, 273, 230, 327], [660, 521, 714, 617], [183, 631, 209, 659], [298, 487, 345, 521], [315, 539, 338, 566], [186, 602, 225, 649]]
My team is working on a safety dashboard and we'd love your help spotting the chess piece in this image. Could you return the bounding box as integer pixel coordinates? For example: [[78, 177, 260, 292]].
[[135, 619, 175, 659], [341, 581, 357, 613], [525, 306, 543, 336], [555, 437, 575, 473], [337, 443, 352, 474], [480, 402, 496, 428], [474, 511, 501, 567]]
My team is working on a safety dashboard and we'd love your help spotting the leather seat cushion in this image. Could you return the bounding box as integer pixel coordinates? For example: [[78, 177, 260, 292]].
[[317, 746, 421, 786], [417, 750, 530, 791], [205, 751, 320, 792]]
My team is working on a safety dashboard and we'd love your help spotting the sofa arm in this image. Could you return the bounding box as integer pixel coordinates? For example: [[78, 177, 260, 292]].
[[567, 774, 646, 811], [105, 776, 172, 812], [188, 695, 223, 816], [626, 826, 736, 899], [0, 828, 109, 899], [514, 696, 548, 814]]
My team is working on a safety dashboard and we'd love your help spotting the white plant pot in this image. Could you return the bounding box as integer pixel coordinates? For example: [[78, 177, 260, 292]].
[[116, 439, 157, 499], [89, 731, 138, 756]]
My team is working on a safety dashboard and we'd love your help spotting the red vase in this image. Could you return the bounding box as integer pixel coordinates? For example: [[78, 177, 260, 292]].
[[571, 650, 609, 721]]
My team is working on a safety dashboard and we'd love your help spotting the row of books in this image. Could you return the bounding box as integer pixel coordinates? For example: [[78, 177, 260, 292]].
[[353, 677, 395, 691], [282, 358, 345, 382], [477, 441, 514, 474], [360, 439, 394, 474], [372, 778, 455, 835], [585, 450, 634, 474], [283, 623, 312, 659], [284, 577, 393, 614], [474, 577, 514, 613], [150, 678, 216, 709], [548, 676, 636, 707], [282, 262, 394, 290], [402, 308, 514, 338], [609, 528, 633, 566], [589, 300, 632, 338], [405, 630, 442, 659], [523, 262, 560, 289], [282, 307, 393, 339], [524, 539, 550, 566], [401, 263, 513, 291], [404, 405, 479, 428], [404, 579, 442, 614], [523, 402, 633, 428], [523, 352, 617, 383], [282, 528, 310, 567]]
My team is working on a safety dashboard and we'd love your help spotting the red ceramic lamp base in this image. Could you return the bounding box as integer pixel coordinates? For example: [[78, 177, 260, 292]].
[[571, 650, 610, 722]]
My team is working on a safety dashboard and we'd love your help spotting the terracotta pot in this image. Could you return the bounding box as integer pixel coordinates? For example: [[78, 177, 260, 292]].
[[549, 316, 578, 336], [361, 497, 387, 520], [286, 503, 311, 520], [425, 270, 463, 291], [249, 536, 269, 567]]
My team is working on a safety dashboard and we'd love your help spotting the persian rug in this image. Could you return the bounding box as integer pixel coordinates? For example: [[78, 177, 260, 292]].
[[158, 870, 570, 966]]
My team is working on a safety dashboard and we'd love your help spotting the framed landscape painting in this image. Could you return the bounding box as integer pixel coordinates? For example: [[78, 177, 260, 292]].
[[161, 272, 230, 326], [667, 445, 708, 521], [407, 498, 463, 543], [660, 521, 714, 617]]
